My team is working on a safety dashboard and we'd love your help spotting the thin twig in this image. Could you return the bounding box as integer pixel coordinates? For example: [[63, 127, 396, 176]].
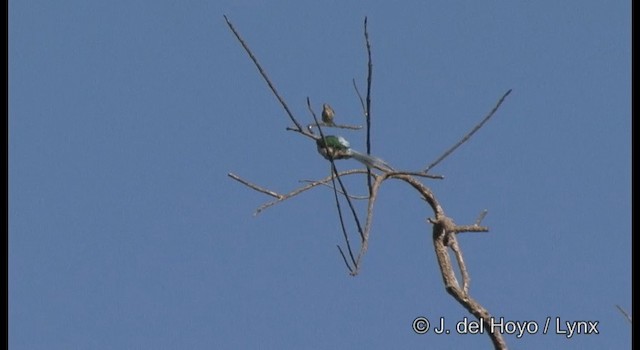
[[325, 151, 367, 243], [309, 98, 365, 256], [299, 180, 370, 199], [475, 210, 488, 225], [307, 99, 359, 268], [386, 171, 444, 179], [330, 162, 357, 269], [337, 245, 354, 274], [615, 305, 632, 323], [230, 170, 369, 215], [307, 122, 363, 131], [353, 79, 366, 114], [223, 15, 304, 132], [425, 89, 513, 172], [364, 17, 373, 152], [228, 173, 283, 199], [351, 173, 384, 275], [363, 17, 374, 195]]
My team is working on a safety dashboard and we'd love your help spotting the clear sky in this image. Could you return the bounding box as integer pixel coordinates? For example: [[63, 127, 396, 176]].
[[9, 1, 631, 349]]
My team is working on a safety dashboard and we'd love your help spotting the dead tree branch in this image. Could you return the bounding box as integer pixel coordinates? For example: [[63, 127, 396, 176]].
[[430, 215, 507, 349], [425, 89, 513, 173], [307, 122, 363, 131], [308, 98, 367, 247], [224, 15, 511, 349], [228, 170, 368, 215], [299, 179, 370, 200], [616, 304, 632, 324], [363, 17, 374, 194], [223, 15, 315, 140]]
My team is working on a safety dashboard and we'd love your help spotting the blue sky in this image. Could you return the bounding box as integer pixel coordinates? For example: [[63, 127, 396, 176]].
[[9, 1, 630, 349]]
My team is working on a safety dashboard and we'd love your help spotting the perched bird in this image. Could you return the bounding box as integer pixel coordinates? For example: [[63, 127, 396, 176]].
[[316, 135, 394, 171], [321, 103, 335, 125]]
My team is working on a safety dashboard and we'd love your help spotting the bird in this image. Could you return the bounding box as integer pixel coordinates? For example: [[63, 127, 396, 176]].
[[316, 135, 394, 171], [321, 103, 335, 125]]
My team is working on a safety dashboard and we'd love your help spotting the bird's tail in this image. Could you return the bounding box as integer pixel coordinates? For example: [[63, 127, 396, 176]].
[[348, 150, 395, 171]]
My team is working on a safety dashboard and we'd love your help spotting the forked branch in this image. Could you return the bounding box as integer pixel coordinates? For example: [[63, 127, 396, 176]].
[[224, 15, 511, 349]]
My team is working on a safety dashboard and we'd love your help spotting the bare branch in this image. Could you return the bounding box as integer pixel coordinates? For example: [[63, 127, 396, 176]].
[[330, 163, 358, 270], [307, 122, 363, 131], [328, 161, 366, 245], [454, 225, 489, 234], [337, 245, 354, 274], [306, 97, 360, 270], [350, 173, 384, 275], [388, 173, 443, 216], [228, 173, 283, 199], [223, 15, 304, 132], [475, 209, 488, 225], [616, 304, 632, 324], [309, 98, 366, 264], [447, 233, 470, 295], [230, 170, 368, 215], [349, 171, 447, 276], [386, 170, 445, 180], [227, 16, 510, 348], [352, 79, 366, 114], [431, 215, 507, 349], [363, 17, 374, 194], [425, 89, 513, 172], [299, 179, 370, 200]]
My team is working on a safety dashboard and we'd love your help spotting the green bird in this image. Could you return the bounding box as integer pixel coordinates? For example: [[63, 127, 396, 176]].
[[321, 103, 335, 125], [316, 135, 394, 171]]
